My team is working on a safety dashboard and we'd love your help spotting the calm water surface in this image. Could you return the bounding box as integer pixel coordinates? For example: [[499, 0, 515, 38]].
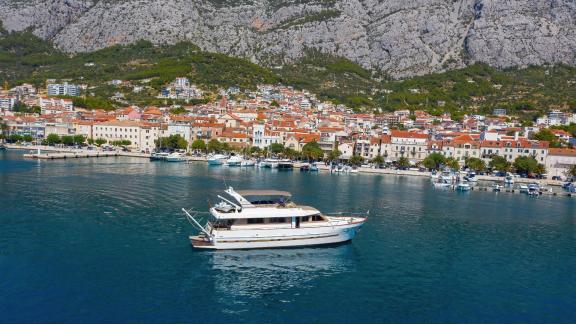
[[1, 150, 575, 323]]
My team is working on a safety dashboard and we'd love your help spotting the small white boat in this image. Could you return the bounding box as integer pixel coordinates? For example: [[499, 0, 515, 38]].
[[182, 187, 368, 250], [299, 162, 310, 171], [504, 175, 514, 185], [261, 158, 280, 169], [150, 152, 169, 161], [433, 180, 452, 189], [208, 154, 228, 165], [241, 159, 256, 167], [464, 172, 478, 182], [456, 183, 471, 191], [310, 163, 319, 172], [277, 159, 294, 170], [528, 183, 540, 196], [492, 184, 503, 192], [166, 152, 187, 162], [226, 155, 243, 167], [518, 185, 529, 193]]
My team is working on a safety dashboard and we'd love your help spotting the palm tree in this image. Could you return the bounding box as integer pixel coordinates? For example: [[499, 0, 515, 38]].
[[396, 156, 410, 169], [372, 155, 384, 167]]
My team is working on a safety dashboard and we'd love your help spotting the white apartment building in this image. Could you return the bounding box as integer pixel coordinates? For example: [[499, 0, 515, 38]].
[[93, 121, 166, 152], [252, 123, 281, 149], [0, 96, 17, 110], [47, 82, 80, 97]]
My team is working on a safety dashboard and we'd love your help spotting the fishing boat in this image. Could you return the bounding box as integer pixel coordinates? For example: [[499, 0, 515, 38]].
[[182, 187, 368, 250], [456, 183, 471, 191], [208, 154, 228, 165], [226, 155, 243, 167], [165, 152, 187, 162]]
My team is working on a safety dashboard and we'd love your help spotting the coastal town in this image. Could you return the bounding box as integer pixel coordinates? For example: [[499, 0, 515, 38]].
[[1, 78, 575, 181]]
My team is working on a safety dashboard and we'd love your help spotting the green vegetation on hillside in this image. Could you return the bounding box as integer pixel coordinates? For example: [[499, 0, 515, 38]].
[[1, 26, 575, 117]]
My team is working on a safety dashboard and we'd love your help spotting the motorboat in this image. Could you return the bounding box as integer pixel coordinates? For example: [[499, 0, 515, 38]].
[[527, 183, 540, 196], [299, 162, 310, 171], [504, 175, 514, 185], [432, 179, 452, 189], [464, 172, 478, 182], [0, 144, 6, 150], [166, 152, 187, 162], [182, 187, 368, 249], [241, 159, 256, 167], [208, 154, 228, 165], [277, 159, 294, 170], [518, 185, 529, 193], [492, 183, 503, 192], [150, 152, 169, 161], [350, 166, 359, 173], [456, 183, 471, 191], [261, 158, 279, 169], [310, 163, 319, 172], [440, 170, 456, 182], [226, 155, 243, 167]]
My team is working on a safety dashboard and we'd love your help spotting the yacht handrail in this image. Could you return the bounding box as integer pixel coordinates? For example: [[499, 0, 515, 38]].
[[324, 210, 370, 218], [182, 208, 213, 238]]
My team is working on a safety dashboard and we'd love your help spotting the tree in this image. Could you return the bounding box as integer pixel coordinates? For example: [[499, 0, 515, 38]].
[[326, 149, 342, 163], [207, 139, 223, 153], [283, 147, 300, 160], [445, 157, 460, 171], [87, 138, 95, 145], [349, 155, 364, 166], [301, 141, 324, 161], [73, 135, 86, 145], [8, 134, 23, 143], [534, 163, 546, 175], [95, 138, 107, 146], [46, 134, 61, 146], [396, 156, 410, 169], [489, 155, 511, 172], [513, 156, 539, 175], [422, 152, 445, 170], [191, 139, 206, 152], [22, 134, 34, 142], [465, 157, 486, 172], [61, 135, 75, 146], [268, 143, 285, 155], [156, 135, 188, 151], [569, 164, 576, 178], [372, 154, 385, 166]]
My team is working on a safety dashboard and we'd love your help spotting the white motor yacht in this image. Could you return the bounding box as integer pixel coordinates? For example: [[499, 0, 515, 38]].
[[208, 154, 228, 165], [183, 187, 368, 250], [165, 152, 187, 162], [456, 183, 471, 191], [504, 175, 514, 185], [226, 155, 243, 166]]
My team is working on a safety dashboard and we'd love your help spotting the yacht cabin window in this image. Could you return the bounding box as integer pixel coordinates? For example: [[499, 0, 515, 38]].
[[247, 218, 264, 224], [269, 217, 287, 223], [312, 215, 324, 222]]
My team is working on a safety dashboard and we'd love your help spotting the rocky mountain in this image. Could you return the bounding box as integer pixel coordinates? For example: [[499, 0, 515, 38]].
[[0, 0, 575, 78]]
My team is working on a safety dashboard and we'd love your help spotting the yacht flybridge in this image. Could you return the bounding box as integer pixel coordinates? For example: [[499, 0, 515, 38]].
[[182, 187, 368, 250]]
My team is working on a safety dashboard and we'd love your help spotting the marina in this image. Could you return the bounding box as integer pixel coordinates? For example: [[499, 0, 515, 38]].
[[1, 150, 576, 322]]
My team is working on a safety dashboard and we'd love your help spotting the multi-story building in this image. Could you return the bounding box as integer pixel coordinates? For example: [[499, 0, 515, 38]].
[[546, 148, 576, 179], [390, 130, 428, 162], [47, 82, 80, 97], [252, 123, 281, 149], [0, 96, 17, 110]]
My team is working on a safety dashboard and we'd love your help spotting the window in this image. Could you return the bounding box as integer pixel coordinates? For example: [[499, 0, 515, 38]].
[[312, 215, 324, 222], [247, 218, 264, 224], [269, 218, 286, 223]]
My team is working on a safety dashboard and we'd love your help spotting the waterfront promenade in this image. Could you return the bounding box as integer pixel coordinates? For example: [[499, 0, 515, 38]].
[[6, 144, 567, 188]]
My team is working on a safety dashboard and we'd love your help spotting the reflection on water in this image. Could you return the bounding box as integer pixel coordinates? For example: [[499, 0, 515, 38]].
[[209, 245, 356, 302]]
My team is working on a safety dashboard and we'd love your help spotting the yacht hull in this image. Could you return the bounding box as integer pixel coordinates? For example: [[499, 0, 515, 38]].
[[190, 220, 365, 250]]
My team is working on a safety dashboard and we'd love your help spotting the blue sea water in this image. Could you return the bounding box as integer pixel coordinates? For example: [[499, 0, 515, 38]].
[[1, 150, 575, 323]]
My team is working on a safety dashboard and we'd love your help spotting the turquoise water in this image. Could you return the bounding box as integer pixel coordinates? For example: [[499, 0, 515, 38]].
[[1, 150, 575, 323]]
